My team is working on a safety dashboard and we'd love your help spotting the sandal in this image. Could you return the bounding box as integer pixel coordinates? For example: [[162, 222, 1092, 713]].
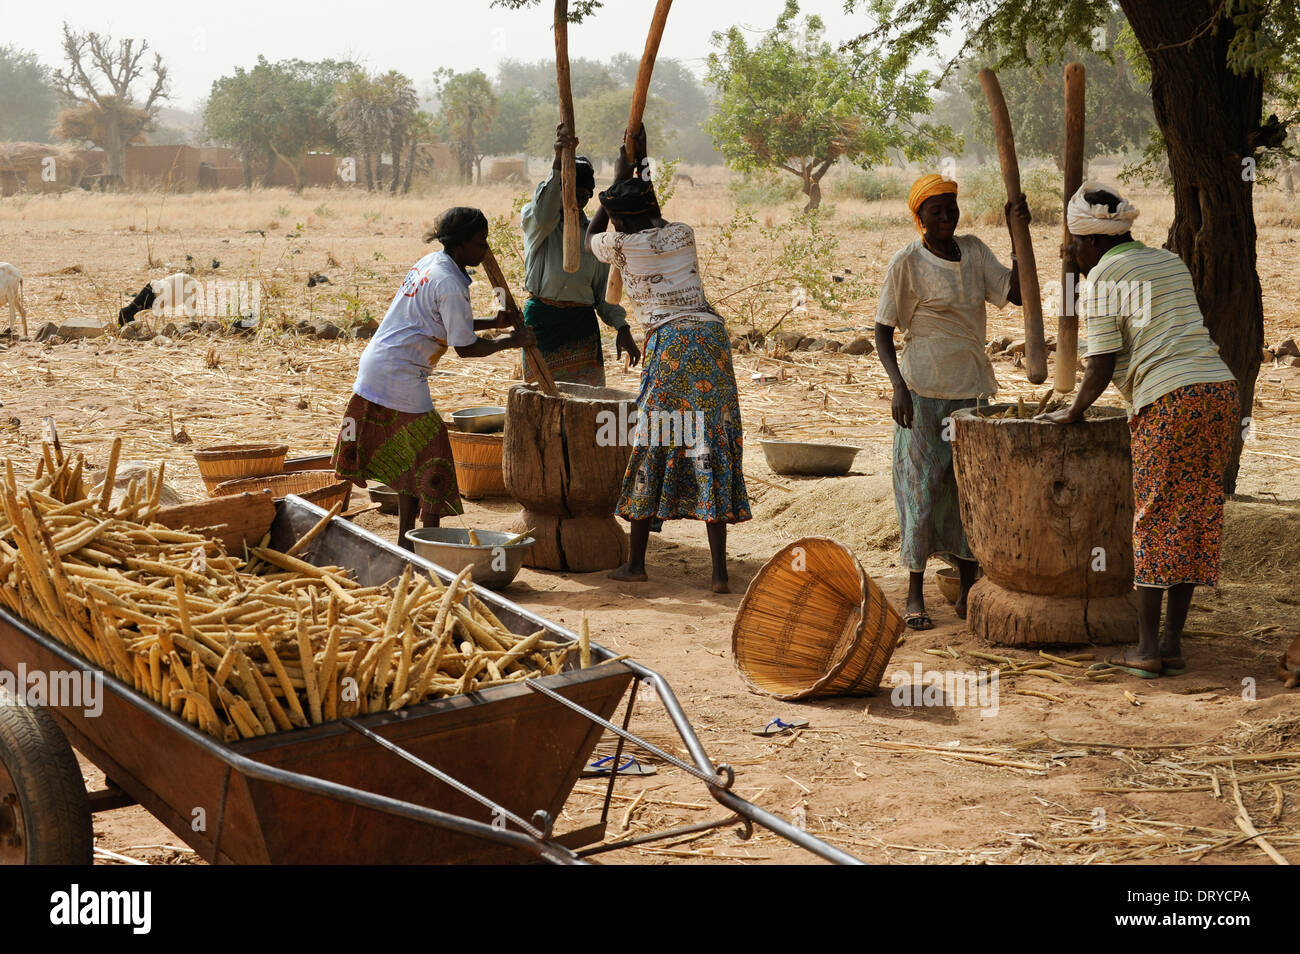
[[1106, 650, 1162, 679], [1160, 656, 1187, 676], [581, 755, 657, 778], [904, 612, 934, 631], [752, 717, 810, 737]]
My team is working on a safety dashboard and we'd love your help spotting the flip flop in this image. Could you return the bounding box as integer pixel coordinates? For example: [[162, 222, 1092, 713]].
[[580, 755, 658, 778], [1106, 651, 1162, 679], [904, 612, 934, 631], [1161, 656, 1187, 677], [752, 717, 810, 737]]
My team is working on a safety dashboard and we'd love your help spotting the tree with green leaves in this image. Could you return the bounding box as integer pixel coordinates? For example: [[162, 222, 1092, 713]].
[[378, 71, 419, 193], [850, 0, 1295, 489], [205, 57, 353, 191], [51, 24, 169, 186], [0, 46, 58, 143], [525, 86, 669, 165], [481, 87, 541, 167], [705, 0, 950, 210], [434, 69, 498, 184], [948, 17, 1154, 172]]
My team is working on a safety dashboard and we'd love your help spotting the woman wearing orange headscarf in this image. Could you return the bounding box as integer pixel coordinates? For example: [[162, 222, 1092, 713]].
[[874, 173, 1029, 629]]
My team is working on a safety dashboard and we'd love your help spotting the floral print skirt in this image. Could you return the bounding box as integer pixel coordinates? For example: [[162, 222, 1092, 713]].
[[618, 319, 750, 523], [1130, 380, 1238, 588]]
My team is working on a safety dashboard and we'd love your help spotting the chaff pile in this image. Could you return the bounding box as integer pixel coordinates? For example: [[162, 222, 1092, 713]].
[[0, 444, 577, 742]]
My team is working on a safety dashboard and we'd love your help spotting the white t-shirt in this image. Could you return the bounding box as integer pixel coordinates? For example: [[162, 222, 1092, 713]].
[[589, 223, 724, 335], [875, 235, 1010, 400], [353, 250, 479, 414]]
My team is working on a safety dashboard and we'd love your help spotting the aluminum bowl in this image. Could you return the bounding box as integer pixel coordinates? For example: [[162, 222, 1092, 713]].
[[759, 440, 862, 477], [450, 406, 507, 433], [368, 483, 399, 515], [404, 527, 535, 589]]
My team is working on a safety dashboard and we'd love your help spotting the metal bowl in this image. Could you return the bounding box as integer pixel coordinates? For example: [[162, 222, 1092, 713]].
[[404, 527, 535, 589], [450, 406, 507, 433], [368, 483, 399, 515], [759, 440, 862, 477]]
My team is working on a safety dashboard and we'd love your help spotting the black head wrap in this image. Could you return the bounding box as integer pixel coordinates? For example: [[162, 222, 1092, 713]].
[[575, 156, 595, 192], [424, 206, 488, 247], [598, 176, 658, 217]]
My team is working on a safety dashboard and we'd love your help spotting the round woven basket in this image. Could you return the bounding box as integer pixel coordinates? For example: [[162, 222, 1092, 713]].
[[211, 470, 352, 512], [194, 443, 289, 494], [447, 430, 506, 500], [732, 537, 904, 700]]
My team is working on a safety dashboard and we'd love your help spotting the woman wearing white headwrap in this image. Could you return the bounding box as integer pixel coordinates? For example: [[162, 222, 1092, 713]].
[[1040, 184, 1237, 679]]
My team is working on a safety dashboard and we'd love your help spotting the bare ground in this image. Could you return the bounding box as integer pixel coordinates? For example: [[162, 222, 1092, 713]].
[[3, 174, 1299, 865]]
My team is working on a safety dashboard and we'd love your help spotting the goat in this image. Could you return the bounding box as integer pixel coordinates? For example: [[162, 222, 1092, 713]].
[[0, 262, 28, 337], [119, 272, 201, 326]]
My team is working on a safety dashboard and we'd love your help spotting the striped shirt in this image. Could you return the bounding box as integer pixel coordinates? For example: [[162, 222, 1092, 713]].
[[1081, 241, 1235, 416]]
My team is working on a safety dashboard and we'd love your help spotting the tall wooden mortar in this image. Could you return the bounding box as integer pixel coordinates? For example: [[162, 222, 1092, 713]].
[[951, 405, 1137, 646], [504, 382, 637, 572]]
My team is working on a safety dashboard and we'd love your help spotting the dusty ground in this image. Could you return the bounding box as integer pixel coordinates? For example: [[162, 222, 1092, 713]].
[[2, 169, 1299, 865]]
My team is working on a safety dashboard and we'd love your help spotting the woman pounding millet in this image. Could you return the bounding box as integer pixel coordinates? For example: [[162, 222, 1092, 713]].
[[875, 173, 1030, 629], [332, 207, 537, 550], [1040, 183, 1238, 678], [585, 126, 750, 592]]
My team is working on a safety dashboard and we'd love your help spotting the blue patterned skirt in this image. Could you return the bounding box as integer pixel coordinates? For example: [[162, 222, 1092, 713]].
[[618, 320, 750, 523]]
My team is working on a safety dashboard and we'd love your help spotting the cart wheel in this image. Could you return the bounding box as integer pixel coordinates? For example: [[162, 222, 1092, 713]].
[[0, 690, 93, 865]]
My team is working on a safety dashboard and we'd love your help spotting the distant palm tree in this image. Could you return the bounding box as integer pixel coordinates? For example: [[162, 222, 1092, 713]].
[[332, 71, 387, 191], [377, 71, 418, 194], [401, 111, 435, 194]]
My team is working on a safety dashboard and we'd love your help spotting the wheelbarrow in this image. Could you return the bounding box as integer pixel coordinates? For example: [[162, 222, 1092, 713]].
[[0, 496, 861, 865]]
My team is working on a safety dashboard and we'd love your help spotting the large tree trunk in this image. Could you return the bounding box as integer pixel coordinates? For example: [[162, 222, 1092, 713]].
[[362, 149, 375, 191], [1119, 0, 1275, 492], [389, 130, 402, 193]]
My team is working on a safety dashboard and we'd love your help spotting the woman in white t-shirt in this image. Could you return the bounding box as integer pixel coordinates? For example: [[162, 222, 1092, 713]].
[[586, 126, 750, 593], [874, 174, 1028, 629], [332, 207, 536, 549]]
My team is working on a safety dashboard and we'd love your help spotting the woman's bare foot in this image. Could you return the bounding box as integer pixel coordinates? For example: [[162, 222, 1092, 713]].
[[608, 564, 648, 582]]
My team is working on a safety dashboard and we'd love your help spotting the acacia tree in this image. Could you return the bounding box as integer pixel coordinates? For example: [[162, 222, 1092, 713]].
[[51, 24, 168, 186], [435, 69, 498, 183], [706, 0, 949, 210], [851, 0, 1296, 489]]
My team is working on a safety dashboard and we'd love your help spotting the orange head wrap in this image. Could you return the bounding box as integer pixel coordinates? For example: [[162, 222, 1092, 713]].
[[907, 174, 958, 233]]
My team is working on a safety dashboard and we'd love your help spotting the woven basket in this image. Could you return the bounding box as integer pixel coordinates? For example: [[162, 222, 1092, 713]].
[[732, 537, 904, 700], [211, 470, 352, 512], [447, 430, 506, 500], [194, 443, 289, 494]]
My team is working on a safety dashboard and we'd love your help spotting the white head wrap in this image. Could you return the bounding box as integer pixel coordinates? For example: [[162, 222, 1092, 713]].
[[1066, 181, 1139, 236]]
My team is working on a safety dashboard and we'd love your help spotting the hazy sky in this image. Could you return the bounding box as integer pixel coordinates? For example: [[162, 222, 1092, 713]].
[[19, 0, 959, 109]]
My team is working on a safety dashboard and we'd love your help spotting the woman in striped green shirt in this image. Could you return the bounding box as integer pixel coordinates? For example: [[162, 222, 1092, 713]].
[[1041, 184, 1237, 679]]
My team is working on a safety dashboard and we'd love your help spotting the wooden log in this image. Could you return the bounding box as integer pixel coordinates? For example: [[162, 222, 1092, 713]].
[[480, 246, 558, 396], [1056, 62, 1086, 394], [604, 0, 673, 307], [978, 68, 1047, 385], [951, 405, 1137, 646], [554, 0, 581, 273], [503, 382, 636, 571]]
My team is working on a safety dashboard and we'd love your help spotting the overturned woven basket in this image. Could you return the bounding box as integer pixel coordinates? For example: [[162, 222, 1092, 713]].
[[194, 443, 289, 494], [447, 430, 506, 500], [211, 470, 352, 512], [732, 537, 904, 700]]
